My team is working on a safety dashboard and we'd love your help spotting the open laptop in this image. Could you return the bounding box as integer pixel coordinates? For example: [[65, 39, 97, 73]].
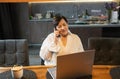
[[47, 50, 95, 79]]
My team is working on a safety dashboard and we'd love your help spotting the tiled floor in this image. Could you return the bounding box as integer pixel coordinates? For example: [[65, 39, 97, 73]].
[[29, 45, 42, 65]]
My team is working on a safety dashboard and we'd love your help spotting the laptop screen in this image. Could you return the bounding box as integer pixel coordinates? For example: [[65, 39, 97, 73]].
[[48, 50, 95, 79]]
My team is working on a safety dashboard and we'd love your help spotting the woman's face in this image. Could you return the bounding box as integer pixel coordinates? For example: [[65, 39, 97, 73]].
[[56, 19, 68, 37]]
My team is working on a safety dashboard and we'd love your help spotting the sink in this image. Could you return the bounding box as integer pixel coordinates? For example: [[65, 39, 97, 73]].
[[69, 20, 88, 25]]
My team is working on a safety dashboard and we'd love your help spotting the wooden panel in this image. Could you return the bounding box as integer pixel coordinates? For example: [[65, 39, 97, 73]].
[[0, 0, 113, 2], [0, 0, 74, 2], [0, 65, 118, 79], [0, 0, 28, 2]]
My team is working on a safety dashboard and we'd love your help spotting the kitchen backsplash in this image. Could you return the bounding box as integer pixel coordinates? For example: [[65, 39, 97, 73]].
[[30, 2, 107, 19]]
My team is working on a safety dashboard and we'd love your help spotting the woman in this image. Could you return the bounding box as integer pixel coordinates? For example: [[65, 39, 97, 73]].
[[39, 14, 84, 66]]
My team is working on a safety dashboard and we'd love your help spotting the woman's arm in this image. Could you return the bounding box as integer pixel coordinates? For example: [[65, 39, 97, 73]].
[[39, 33, 60, 61]]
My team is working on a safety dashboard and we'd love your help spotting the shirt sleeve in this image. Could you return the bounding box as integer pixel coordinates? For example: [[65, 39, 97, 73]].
[[75, 35, 84, 52], [39, 33, 60, 60]]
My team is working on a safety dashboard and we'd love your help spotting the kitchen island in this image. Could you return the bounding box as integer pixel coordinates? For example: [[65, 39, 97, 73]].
[[28, 19, 120, 49]]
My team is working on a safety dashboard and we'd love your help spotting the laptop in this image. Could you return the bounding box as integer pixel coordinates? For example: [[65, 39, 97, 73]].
[[47, 50, 95, 79]]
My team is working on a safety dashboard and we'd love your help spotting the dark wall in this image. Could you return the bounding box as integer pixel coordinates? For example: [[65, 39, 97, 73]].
[[0, 3, 29, 39], [15, 3, 29, 39]]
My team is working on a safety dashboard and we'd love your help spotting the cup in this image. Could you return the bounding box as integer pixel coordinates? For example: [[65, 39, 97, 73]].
[[11, 65, 23, 79], [35, 13, 42, 19]]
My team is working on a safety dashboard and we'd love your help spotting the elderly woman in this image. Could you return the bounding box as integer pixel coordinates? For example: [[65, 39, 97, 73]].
[[39, 14, 84, 66]]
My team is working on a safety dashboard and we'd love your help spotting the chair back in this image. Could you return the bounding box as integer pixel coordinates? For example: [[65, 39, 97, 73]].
[[0, 39, 29, 67], [88, 37, 120, 65]]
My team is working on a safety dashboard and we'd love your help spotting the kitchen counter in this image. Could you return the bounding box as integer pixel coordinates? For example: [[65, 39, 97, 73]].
[[29, 19, 53, 22], [29, 19, 120, 28], [69, 23, 120, 28], [29, 18, 77, 22]]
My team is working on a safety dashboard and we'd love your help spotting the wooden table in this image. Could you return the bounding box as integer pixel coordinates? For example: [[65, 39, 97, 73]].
[[0, 65, 119, 79]]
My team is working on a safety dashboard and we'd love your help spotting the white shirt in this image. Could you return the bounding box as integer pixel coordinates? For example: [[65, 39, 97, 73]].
[[39, 32, 84, 66]]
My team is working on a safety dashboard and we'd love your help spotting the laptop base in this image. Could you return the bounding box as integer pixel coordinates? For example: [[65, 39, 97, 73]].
[[46, 70, 92, 79]]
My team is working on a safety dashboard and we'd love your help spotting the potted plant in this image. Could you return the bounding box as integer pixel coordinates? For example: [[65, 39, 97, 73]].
[[105, 2, 120, 23]]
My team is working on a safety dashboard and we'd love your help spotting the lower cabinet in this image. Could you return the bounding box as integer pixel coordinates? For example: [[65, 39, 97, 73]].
[[69, 27, 102, 49], [28, 21, 103, 49], [28, 21, 53, 45]]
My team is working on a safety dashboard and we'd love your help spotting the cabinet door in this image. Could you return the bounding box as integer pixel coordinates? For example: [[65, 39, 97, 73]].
[[29, 21, 50, 44], [29, 21, 41, 44], [29, 21, 53, 44], [47, 22, 53, 35], [69, 27, 102, 49]]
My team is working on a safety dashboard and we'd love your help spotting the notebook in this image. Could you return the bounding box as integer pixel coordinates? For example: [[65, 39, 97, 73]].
[[47, 50, 95, 79]]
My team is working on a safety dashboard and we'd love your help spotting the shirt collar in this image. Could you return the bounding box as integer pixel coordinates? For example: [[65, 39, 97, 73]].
[[68, 30, 72, 35]]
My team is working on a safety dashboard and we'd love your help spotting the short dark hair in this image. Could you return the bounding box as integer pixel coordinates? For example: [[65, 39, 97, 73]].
[[53, 14, 68, 29]]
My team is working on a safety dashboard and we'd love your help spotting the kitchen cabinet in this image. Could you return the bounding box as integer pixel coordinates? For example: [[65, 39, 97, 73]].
[[28, 20, 53, 45], [28, 19, 76, 45], [28, 20, 102, 49], [28, 19, 120, 49], [69, 24, 120, 49], [69, 27, 102, 49]]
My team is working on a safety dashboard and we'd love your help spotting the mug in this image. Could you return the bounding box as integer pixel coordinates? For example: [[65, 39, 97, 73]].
[[11, 65, 23, 79]]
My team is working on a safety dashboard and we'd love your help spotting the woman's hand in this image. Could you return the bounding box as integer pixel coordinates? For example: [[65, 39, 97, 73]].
[[54, 28, 60, 45], [45, 51, 53, 61]]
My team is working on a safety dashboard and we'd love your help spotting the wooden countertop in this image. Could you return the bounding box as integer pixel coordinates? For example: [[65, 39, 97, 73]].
[[0, 65, 120, 79]]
